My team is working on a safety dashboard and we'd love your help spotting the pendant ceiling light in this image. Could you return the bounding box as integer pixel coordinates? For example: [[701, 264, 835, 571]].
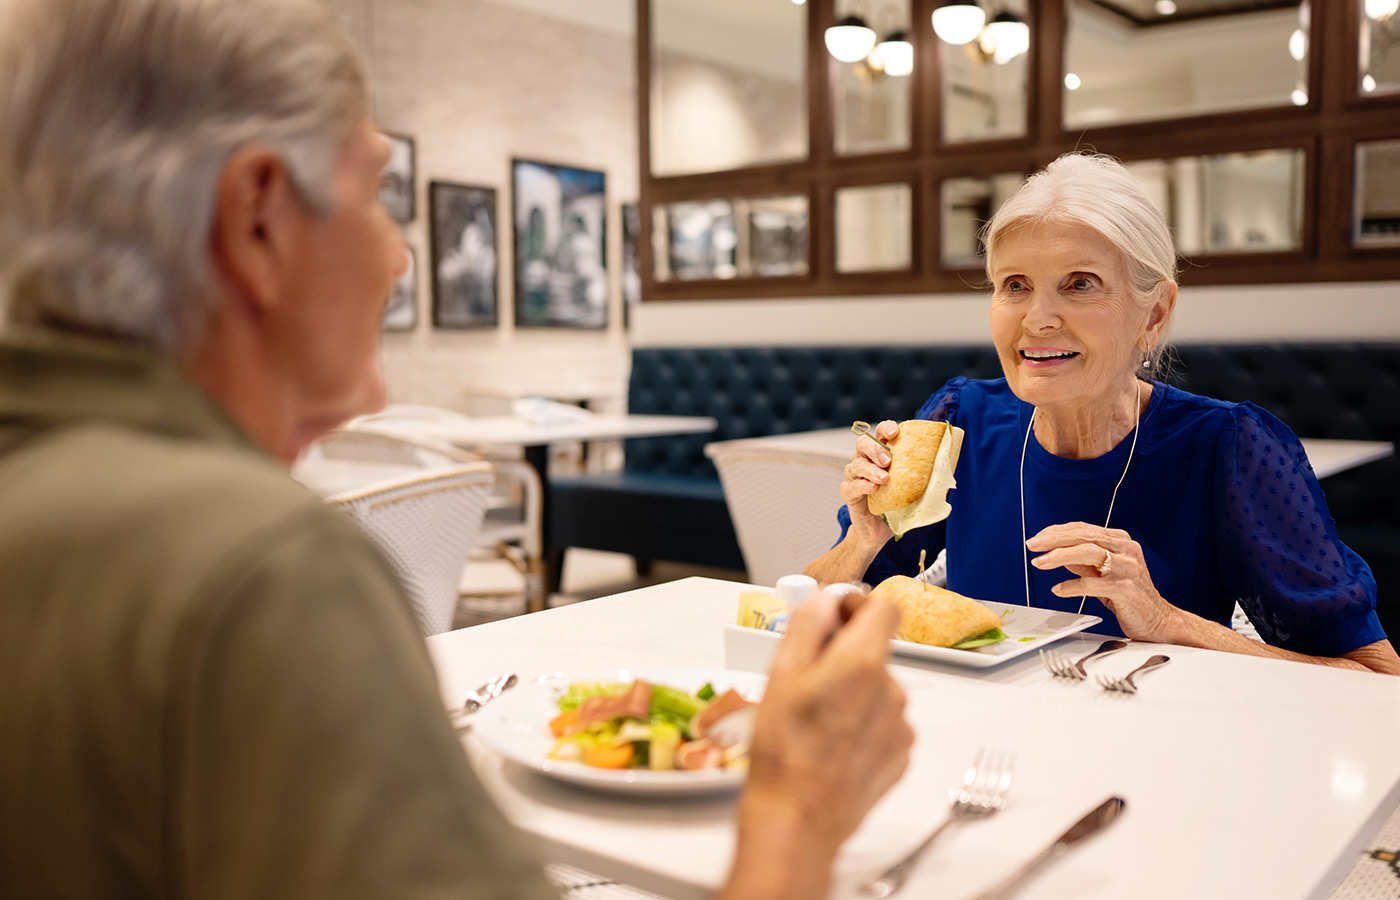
[[1366, 0, 1398, 19], [877, 29, 914, 76], [984, 10, 1029, 63], [825, 15, 878, 63], [932, 0, 986, 46]]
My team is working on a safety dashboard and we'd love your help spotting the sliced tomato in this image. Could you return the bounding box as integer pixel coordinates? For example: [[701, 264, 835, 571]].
[[548, 708, 581, 737], [582, 742, 636, 769]]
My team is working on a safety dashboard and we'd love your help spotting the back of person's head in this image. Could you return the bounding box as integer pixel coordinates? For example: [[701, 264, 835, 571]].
[[0, 0, 369, 352], [982, 152, 1178, 299]]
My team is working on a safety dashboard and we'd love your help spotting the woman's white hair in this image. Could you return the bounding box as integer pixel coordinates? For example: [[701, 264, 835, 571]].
[[0, 0, 369, 352], [981, 152, 1179, 378]]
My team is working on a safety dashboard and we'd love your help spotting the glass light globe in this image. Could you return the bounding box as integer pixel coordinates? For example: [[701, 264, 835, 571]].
[[986, 14, 1029, 64], [1288, 28, 1306, 62], [1365, 0, 1398, 20], [1291, 88, 1308, 105], [1154, 0, 1177, 14], [878, 32, 915, 76], [932, 3, 986, 46], [1362, 74, 1378, 92], [825, 16, 877, 63], [1064, 72, 1082, 90]]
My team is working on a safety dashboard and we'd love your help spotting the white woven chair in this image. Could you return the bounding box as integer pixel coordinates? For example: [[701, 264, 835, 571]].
[[327, 462, 494, 635], [705, 443, 849, 589], [323, 419, 546, 613]]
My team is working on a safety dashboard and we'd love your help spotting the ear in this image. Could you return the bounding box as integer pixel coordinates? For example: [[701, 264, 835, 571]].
[[1141, 281, 1177, 353], [209, 146, 307, 316]]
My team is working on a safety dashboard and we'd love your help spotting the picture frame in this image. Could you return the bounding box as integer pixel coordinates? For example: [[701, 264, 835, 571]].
[[512, 158, 607, 329], [429, 180, 498, 329], [621, 202, 641, 328], [378, 132, 416, 224], [382, 245, 417, 331]]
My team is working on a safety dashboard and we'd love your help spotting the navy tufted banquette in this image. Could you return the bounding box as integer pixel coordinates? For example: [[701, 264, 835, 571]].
[[549, 344, 1400, 638]]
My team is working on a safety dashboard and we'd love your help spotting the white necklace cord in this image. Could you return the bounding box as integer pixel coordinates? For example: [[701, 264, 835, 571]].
[[1021, 379, 1142, 615]]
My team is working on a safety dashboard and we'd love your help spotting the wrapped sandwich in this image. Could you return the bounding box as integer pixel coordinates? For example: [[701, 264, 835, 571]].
[[869, 575, 1005, 648], [867, 420, 965, 539]]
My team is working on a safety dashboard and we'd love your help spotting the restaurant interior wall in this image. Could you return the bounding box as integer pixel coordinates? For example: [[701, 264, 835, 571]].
[[328, 0, 638, 413], [333, 0, 1399, 413]]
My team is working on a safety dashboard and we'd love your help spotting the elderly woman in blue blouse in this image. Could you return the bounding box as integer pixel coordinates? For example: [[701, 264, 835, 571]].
[[806, 153, 1398, 675]]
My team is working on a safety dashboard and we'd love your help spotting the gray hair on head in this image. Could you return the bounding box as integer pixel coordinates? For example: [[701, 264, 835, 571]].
[[980, 152, 1179, 379], [0, 0, 370, 352]]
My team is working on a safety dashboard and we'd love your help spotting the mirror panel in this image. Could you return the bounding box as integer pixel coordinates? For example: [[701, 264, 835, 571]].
[[1064, 0, 1309, 129], [1355, 139, 1400, 247], [940, 173, 1025, 267], [833, 0, 913, 155], [1359, 2, 1400, 95], [650, 0, 807, 177], [836, 184, 913, 272], [940, 0, 1030, 142], [653, 195, 809, 281], [1124, 148, 1304, 254]]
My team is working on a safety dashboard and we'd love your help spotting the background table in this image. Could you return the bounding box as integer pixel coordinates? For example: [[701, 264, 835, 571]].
[[708, 428, 1395, 481], [428, 576, 1400, 900], [366, 413, 717, 594]]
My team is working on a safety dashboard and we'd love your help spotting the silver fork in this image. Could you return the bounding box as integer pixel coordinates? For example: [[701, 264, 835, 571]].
[[1040, 639, 1127, 680], [863, 747, 1015, 898], [1097, 654, 1171, 694]]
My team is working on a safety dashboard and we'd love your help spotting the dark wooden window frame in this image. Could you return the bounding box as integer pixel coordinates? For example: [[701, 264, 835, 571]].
[[637, 0, 1400, 302]]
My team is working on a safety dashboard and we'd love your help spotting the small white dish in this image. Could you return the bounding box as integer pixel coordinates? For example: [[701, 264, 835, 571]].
[[471, 667, 765, 796]]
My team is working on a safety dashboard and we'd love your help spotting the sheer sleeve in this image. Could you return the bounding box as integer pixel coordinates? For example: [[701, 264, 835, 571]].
[[832, 379, 964, 584], [1215, 403, 1386, 656]]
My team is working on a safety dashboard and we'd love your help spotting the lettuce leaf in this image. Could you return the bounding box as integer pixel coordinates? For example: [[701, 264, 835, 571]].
[[951, 627, 1009, 649]]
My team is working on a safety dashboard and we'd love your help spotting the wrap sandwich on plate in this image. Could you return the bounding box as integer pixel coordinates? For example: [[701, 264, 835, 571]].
[[869, 575, 1005, 648], [867, 420, 965, 539]]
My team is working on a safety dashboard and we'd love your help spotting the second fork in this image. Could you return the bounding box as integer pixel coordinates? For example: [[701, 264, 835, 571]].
[[863, 747, 1015, 898]]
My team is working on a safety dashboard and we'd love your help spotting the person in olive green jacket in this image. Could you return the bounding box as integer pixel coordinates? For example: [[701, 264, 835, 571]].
[[0, 1, 914, 898]]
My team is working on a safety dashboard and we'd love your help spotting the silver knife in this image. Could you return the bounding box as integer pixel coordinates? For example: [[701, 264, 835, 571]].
[[969, 796, 1126, 900]]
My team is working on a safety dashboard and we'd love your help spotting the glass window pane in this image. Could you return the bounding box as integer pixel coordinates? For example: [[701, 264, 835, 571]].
[[940, 174, 1024, 267], [1359, 0, 1400, 96], [833, 0, 913, 155], [836, 184, 913, 272], [1064, 0, 1310, 129], [650, 0, 807, 176], [1355, 139, 1400, 247], [653, 195, 808, 281], [940, 0, 1030, 142], [1124, 149, 1304, 254]]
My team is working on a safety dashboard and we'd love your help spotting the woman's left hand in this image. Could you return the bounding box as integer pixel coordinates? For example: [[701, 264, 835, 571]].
[[1025, 523, 1180, 642]]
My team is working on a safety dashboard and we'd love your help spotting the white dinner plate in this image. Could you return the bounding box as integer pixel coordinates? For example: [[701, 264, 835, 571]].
[[471, 667, 765, 796], [890, 601, 1101, 668]]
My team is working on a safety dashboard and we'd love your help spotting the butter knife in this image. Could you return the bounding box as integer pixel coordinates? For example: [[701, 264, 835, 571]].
[[969, 796, 1125, 900]]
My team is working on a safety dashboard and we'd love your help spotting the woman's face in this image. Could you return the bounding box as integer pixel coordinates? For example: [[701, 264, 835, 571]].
[[989, 220, 1165, 415]]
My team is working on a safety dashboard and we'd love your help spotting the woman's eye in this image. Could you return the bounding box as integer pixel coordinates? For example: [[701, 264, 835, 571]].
[[1005, 279, 1026, 293], [1069, 277, 1093, 291]]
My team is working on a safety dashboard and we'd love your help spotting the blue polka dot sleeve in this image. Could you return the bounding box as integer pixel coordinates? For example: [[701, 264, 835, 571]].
[[1216, 403, 1386, 656]]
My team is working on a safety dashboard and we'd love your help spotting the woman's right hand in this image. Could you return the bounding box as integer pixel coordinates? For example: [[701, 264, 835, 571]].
[[841, 419, 899, 545]]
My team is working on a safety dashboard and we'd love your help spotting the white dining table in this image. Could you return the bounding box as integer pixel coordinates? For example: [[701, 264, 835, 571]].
[[707, 428, 1395, 481], [427, 576, 1400, 900]]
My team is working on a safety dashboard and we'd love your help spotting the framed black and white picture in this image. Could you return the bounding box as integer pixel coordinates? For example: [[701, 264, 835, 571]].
[[382, 246, 417, 331], [378, 133, 415, 224], [621, 202, 640, 328], [429, 181, 498, 329], [512, 158, 607, 329]]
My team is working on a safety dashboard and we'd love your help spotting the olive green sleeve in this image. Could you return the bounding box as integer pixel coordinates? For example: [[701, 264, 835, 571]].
[[164, 509, 558, 900]]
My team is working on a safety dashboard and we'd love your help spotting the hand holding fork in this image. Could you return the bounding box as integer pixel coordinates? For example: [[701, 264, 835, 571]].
[[863, 747, 1015, 898]]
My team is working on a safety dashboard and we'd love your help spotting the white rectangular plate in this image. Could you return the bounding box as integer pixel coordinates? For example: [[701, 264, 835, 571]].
[[889, 601, 1101, 668]]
